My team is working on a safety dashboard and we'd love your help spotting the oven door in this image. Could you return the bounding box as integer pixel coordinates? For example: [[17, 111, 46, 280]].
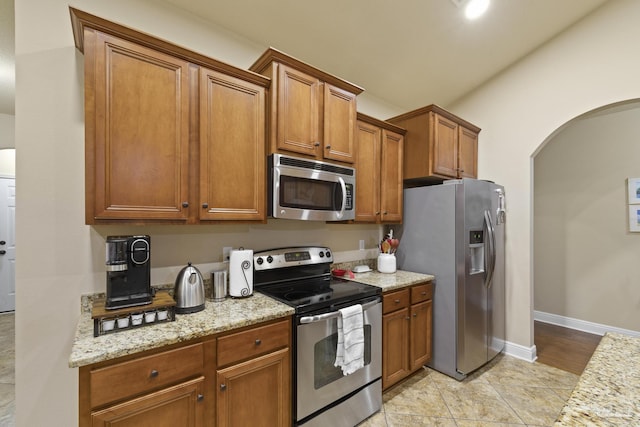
[[295, 298, 381, 422]]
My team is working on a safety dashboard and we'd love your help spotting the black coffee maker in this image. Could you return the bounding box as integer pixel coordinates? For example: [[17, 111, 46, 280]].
[[105, 235, 153, 309]]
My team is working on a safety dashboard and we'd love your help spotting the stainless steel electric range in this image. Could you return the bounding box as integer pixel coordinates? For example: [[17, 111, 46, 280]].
[[254, 247, 382, 427]]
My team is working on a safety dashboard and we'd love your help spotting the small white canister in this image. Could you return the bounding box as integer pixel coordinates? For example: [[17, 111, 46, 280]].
[[377, 253, 397, 274]]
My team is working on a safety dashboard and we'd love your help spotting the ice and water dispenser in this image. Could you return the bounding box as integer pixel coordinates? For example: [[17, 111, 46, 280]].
[[469, 230, 484, 274]]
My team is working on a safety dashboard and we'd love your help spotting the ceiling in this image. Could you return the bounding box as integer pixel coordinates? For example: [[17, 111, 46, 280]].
[[0, 0, 610, 116]]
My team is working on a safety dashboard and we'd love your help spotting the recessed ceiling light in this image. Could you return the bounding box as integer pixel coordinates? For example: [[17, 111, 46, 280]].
[[464, 0, 490, 20]]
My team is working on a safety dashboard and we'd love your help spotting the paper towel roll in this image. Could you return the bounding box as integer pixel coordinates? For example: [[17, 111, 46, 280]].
[[229, 249, 253, 297]]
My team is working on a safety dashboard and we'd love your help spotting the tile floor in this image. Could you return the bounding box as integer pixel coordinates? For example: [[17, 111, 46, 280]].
[[359, 354, 579, 427], [0, 312, 14, 426]]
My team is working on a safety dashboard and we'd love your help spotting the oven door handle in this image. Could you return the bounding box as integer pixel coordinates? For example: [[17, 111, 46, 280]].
[[299, 300, 379, 324]]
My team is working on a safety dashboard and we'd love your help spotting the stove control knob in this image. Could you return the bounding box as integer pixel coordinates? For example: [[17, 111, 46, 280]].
[[256, 257, 264, 265], [325, 250, 331, 259], [319, 251, 324, 258], [266, 255, 274, 264]]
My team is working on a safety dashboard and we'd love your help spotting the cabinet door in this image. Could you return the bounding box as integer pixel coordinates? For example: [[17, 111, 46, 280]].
[[409, 300, 433, 371], [382, 308, 409, 390], [217, 348, 290, 427], [323, 84, 356, 163], [91, 377, 204, 427], [87, 31, 190, 222], [431, 113, 459, 179], [458, 126, 478, 179], [199, 67, 266, 221], [276, 64, 321, 157], [354, 120, 381, 222], [380, 130, 403, 223]]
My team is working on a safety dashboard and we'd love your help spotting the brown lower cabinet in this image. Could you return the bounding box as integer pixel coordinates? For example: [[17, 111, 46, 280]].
[[79, 318, 291, 427], [382, 282, 433, 390], [216, 349, 290, 427], [215, 319, 291, 427], [91, 377, 205, 426]]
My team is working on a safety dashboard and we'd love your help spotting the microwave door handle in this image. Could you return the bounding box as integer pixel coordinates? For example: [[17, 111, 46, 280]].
[[337, 176, 347, 219]]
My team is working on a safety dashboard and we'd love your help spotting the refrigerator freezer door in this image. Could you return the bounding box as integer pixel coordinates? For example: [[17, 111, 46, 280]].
[[396, 184, 461, 379], [456, 179, 490, 375]]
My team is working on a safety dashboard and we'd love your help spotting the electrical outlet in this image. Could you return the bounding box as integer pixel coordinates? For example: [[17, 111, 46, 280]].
[[223, 247, 232, 262], [359, 239, 365, 250]]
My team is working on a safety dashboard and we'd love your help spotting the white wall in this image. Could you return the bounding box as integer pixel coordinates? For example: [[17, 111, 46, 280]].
[[14, 1, 383, 425], [0, 114, 14, 149], [534, 102, 640, 332], [0, 148, 14, 176], [451, 0, 640, 348]]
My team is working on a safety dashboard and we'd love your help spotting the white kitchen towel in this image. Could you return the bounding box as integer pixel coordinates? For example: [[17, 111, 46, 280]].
[[334, 304, 365, 375]]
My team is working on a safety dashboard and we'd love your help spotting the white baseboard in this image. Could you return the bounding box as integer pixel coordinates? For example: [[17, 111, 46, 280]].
[[534, 310, 640, 338], [503, 340, 537, 362]]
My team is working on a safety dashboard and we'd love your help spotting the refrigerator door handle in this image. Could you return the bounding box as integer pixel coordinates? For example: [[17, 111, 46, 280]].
[[484, 210, 496, 288]]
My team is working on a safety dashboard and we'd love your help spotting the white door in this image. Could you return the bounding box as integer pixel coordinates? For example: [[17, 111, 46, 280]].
[[0, 177, 15, 312]]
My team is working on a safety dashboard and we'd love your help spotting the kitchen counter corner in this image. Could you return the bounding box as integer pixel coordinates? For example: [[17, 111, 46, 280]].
[[69, 293, 294, 368], [555, 332, 640, 425], [346, 269, 434, 292]]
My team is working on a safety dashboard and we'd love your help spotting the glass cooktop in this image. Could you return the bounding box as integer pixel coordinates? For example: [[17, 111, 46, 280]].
[[256, 276, 381, 314]]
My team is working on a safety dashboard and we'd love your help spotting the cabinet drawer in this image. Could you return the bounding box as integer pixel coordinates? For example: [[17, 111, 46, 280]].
[[411, 283, 433, 303], [383, 288, 410, 314], [217, 319, 290, 367], [90, 343, 204, 408]]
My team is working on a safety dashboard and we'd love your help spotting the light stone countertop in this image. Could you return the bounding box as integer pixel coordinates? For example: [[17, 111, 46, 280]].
[[69, 292, 294, 368], [344, 269, 434, 292], [555, 332, 640, 426], [69, 269, 433, 368]]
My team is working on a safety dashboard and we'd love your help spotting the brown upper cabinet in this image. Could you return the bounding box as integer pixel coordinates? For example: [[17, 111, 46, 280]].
[[250, 48, 363, 164], [355, 113, 405, 223], [387, 105, 480, 184], [70, 8, 269, 224]]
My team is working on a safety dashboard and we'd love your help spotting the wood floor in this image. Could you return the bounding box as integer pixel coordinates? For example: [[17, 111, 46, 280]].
[[534, 320, 602, 375]]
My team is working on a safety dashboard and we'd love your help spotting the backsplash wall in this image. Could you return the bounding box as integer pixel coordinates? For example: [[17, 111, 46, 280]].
[[90, 220, 383, 293]]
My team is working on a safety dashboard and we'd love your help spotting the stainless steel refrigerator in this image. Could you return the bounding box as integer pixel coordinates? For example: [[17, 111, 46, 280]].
[[395, 178, 506, 380]]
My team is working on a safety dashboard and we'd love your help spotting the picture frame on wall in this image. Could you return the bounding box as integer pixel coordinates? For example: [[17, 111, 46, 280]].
[[629, 205, 640, 232], [627, 177, 640, 204]]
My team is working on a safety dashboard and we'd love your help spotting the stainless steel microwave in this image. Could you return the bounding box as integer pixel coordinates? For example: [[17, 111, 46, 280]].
[[268, 154, 355, 221]]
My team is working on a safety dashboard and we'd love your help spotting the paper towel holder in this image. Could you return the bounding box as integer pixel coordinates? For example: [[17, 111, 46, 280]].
[[229, 247, 254, 298]]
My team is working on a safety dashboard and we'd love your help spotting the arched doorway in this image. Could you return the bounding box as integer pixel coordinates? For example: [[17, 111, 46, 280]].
[[532, 100, 640, 372]]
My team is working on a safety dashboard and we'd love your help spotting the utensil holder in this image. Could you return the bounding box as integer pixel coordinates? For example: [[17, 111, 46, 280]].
[[377, 253, 397, 273]]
